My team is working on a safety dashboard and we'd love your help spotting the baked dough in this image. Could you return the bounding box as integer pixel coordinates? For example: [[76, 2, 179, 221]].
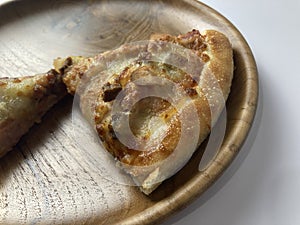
[[55, 29, 234, 194], [0, 70, 66, 157]]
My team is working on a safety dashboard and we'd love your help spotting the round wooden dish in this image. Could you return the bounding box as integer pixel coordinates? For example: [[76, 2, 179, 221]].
[[0, 0, 258, 224]]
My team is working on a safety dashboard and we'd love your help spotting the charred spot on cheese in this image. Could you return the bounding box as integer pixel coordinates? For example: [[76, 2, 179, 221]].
[[32, 69, 66, 100], [95, 124, 105, 142], [201, 53, 210, 62], [13, 78, 22, 83], [102, 82, 122, 102], [185, 87, 198, 96], [59, 57, 73, 74], [108, 124, 118, 139]]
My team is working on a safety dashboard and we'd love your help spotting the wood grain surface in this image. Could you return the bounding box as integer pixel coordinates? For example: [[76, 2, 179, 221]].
[[0, 0, 258, 224]]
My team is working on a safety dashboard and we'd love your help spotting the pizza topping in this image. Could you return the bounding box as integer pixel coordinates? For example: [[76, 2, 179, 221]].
[[13, 78, 22, 83], [59, 57, 73, 74], [102, 82, 122, 102], [185, 87, 198, 96]]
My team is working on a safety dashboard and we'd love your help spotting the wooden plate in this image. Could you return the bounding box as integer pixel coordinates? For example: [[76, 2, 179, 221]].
[[0, 0, 258, 224]]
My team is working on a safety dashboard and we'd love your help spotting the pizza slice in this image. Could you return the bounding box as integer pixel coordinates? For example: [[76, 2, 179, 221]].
[[54, 29, 234, 194], [0, 70, 66, 157]]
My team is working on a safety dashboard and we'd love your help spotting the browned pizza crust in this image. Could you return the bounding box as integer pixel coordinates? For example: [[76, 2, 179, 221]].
[[0, 70, 66, 157]]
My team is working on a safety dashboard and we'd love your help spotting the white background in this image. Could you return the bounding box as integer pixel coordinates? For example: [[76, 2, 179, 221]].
[[163, 0, 300, 225]]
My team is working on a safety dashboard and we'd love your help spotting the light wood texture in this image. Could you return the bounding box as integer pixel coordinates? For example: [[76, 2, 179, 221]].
[[0, 0, 258, 224]]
